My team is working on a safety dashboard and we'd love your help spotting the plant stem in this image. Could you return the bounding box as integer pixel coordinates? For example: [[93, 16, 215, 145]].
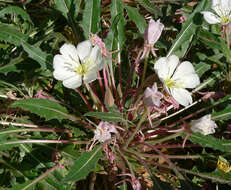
[[0, 128, 70, 135], [141, 50, 150, 85], [124, 108, 148, 148], [143, 142, 185, 180], [1, 140, 88, 145], [21, 164, 60, 190], [146, 133, 182, 144], [75, 88, 94, 111]]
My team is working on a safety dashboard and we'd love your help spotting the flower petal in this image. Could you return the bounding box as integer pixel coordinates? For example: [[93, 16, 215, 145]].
[[53, 66, 76, 81], [201, 11, 221, 24], [154, 55, 179, 79], [77, 40, 92, 61], [170, 88, 192, 107], [172, 61, 199, 80], [89, 45, 105, 71], [181, 74, 200, 89], [166, 55, 179, 78], [62, 75, 82, 89], [83, 70, 98, 84], [60, 43, 79, 63]]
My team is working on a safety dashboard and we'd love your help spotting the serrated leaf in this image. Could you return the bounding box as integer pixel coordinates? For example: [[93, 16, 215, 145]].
[[22, 42, 52, 70], [187, 132, 231, 153], [0, 24, 28, 46], [124, 5, 146, 34], [0, 56, 24, 74], [85, 111, 125, 123], [63, 146, 102, 182], [81, 0, 101, 39], [0, 6, 33, 24], [9, 98, 70, 121], [167, 0, 209, 57]]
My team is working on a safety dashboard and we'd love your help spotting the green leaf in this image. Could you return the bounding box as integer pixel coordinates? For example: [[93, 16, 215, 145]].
[[22, 42, 52, 70], [137, 0, 162, 16], [63, 145, 102, 182], [167, 0, 209, 57], [0, 56, 24, 74], [0, 24, 51, 69], [81, 0, 101, 39], [85, 111, 125, 123], [187, 132, 231, 153], [0, 6, 33, 24], [9, 98, 70, 121], [194, 71, 222, 91], [201, 170, 231, 185], [124, 5, 146, 34], [195, 62, 211, 77], [152, 176, 173, 190], [105, 0, 126, 52], [212, 106, 231, 120], [0, 24, 28, 46], [54, 0, 79, 20]]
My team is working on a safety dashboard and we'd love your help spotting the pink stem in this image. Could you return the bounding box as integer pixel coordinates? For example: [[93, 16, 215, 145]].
[[103, 67, 109, 89], [97, 72, 105, 98], [5, 140, 88, 145], [75, 88, 94, 112]]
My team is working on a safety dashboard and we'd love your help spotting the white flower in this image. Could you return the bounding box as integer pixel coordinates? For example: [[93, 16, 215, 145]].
[[53, 40, 105, 89], [191, 114, 217, 135], [201, 0, 231, 25], [154, 55, 200, 107], [93, 121, 117, 142]]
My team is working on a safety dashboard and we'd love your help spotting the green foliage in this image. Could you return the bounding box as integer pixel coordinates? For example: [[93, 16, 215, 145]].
[[63, 145, 103, 182], [167, 0, 209, 57], [124, 5, 146, 34], [9, 98, 70, 121], [187, 133, 231, 153], [81, 0, 101, 39]]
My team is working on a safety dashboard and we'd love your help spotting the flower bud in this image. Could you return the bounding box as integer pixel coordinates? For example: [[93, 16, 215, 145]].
[[144, 19, 164, 45]]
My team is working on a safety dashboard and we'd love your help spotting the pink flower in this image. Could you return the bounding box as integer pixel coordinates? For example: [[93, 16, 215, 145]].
[[143, 83, 163, 107], [144, 19, 164, 45], [142, 19, 164, 58], [93, 121, 117, 142]]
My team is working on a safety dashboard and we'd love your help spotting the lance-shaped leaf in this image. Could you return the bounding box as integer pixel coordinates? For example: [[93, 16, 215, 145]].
[[167, 0, 209, 57], [212, 106, 231, 121], [54, 0, 79, 20], [124, 5, 146, 34], [9, 98, 72, 121], [81, 0, 101, 39], [186, 133, 231, 153], [22, 42, 52, 70], [0, 6, 33, 24], [105, 0, 126, 54], [0, 24, 28, 46], [85, 111, 125, 123], [63, 146, 102, 182]]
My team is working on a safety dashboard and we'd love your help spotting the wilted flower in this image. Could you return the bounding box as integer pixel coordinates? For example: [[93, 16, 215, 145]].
[[53, 40, 105, 89], [142, 19, 164, 58], [154, 55, 200, 107], [143, 83, 163, 107], [144, 19, 164, 45], [201, 0, 231, 25], [191, 114, 217, 135], [93, 121, 117, 142]]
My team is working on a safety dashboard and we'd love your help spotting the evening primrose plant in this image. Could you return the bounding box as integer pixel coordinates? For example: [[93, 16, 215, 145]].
[[1, 0, 231, 189]]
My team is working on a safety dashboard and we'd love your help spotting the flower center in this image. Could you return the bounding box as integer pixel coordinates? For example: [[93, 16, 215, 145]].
[[73, 58, 93, 76], [220, 15, 231, 24], [75, 64, 89, 76], [165, 78, 176, 88]]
